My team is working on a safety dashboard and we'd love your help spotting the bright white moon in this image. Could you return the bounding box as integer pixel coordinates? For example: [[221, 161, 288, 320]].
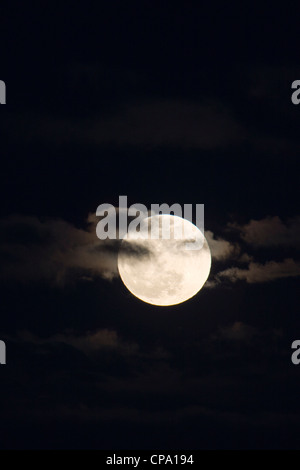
[[118, 214, 211, 306]]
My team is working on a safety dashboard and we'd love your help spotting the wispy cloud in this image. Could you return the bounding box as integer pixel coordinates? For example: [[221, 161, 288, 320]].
[[2, 212, 300, 287], [205, 230, 239, 260], [211, 321, 259, 341], [217, 258, 300, 284], [0, 213, 150, 285], [229, 216, 300, 248], [208, 216, 300, 286], [4, 100, 245, 150], [17, 328, 139, 356]]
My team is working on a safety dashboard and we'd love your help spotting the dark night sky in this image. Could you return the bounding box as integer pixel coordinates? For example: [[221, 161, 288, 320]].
[[0, 3, 300, 449]]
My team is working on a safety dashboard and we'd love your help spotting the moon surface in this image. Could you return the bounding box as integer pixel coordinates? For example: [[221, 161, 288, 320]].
[[117, 214, 211, 306]]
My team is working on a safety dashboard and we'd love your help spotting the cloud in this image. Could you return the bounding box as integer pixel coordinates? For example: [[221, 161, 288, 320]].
[[3, 212, 299, 288], [217, 258, 300, 283], [203, 216, 300, 286], [17, 328, 139, 356], [202, 230, 241, 288], [212, 321, 259, 341], [229, 216, 300, 248], [88, 100, 245, 149], [205, 230, 238, 260], [0, 213, 151, 285], [5, 99, 245, 150], [204, 217, 300, 286], [0, 211, 246, 286], [10, 328, 171, 372]]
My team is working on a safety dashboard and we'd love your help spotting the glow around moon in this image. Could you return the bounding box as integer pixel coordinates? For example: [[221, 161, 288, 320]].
[[117, 214, 211, 306]]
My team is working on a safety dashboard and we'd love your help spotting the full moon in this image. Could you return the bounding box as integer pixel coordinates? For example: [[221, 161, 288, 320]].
[[117, 214, 211, 306]]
